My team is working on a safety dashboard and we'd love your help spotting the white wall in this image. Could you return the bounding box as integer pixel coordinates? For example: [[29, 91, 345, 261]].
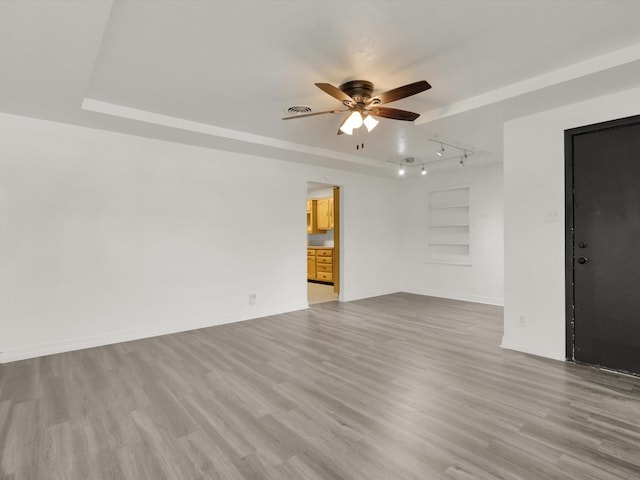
[[503, 85, 640, 361], [307, 187, 334, 198], [0, 112, 402, 362], [400, 162, 504, 305]]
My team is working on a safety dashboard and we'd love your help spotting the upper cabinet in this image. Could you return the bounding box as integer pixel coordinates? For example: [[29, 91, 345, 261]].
[[307, 196, 334, 232], [315, 197, 334, 230], [306, 199, 315, 233]]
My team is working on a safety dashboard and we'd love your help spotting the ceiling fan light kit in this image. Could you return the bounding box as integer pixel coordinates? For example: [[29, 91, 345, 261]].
[[363, 114, 379, 132], [339, 111, 364, 135], [283, 79, 431, 136]]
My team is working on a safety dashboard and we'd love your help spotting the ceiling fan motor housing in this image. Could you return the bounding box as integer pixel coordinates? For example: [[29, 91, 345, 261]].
[[339, 80, 375, 106]]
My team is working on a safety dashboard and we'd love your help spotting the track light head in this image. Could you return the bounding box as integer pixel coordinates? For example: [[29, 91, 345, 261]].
[[437, 143, 445, 157], [421, 166, 427, 176]]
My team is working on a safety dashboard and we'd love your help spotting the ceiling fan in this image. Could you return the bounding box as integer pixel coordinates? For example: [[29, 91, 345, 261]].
[[283, 80, 431, 135]]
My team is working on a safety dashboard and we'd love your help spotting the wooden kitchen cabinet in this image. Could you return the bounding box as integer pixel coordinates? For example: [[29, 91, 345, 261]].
[[315, 197, 333, 230], [307, 249, 316, 279], [307, 247, 333, 284], [307, 196, 334, 233], [306, 200, 315, 234]]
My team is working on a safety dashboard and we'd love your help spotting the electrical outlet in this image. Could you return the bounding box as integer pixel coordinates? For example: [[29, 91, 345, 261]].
[[519, 315, 526, 327], [544, 208, 561, 223], [249, 293, 256, 305]]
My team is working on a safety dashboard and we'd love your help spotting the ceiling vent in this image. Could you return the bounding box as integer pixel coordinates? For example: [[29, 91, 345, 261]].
[[287, 105, 312, 114]]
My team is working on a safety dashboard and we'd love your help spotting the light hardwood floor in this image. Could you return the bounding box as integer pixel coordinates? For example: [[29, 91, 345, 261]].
[[1, 293, 639, 479], [307, 282, 338, 305]]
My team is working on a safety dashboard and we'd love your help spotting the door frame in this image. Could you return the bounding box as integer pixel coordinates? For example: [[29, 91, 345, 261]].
[[306, 181, 342, 301], [564, 113, 640, 361]]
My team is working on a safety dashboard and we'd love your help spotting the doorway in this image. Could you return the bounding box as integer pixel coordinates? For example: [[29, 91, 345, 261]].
[[565, 114, 640, 375], [307, 182, 340, 304]]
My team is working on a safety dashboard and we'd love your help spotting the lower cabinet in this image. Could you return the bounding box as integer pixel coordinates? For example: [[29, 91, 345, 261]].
[[307, 250, 316, 280], [307, 247, 333, 284]]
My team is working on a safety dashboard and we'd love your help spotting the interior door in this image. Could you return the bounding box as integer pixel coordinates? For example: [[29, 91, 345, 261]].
[[567, 115, 640, 374]]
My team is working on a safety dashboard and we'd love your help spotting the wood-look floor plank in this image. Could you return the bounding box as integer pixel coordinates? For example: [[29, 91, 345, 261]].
[[115, 440, 170, 480], [38, 419, 91, 479], [1, 293, 640, 479], [37, 376, 70, 429], [89, 447, 125, 480], [178, 430, 245, 480], [129, 408, 201, 480], [0, 401, 39, 477]]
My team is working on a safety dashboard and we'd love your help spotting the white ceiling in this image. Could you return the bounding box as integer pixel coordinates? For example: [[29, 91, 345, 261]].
[[3, 0, 640, 176]]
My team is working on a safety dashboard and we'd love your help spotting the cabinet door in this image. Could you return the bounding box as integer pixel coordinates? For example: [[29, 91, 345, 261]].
[[306, 200, 313, 233], [316, 198, 331, 230], [307, 255, 316, 280], [328, 197, 334, 229]]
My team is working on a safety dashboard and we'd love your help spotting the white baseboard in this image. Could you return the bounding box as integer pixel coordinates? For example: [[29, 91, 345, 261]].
[[501, 336, 566, 361], [403, 288, 504, 306], [0, 301, 308, 364], [340, 288, 401, 303]]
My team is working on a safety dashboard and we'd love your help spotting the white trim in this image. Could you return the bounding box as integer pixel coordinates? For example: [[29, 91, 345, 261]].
[[416, 42, 640, 124], [341, 289, 402, 303], [404, 288, 503, 306], [81, 98, 384, 170], [0, 302, 308, 364], [501, 336, 566, 362]]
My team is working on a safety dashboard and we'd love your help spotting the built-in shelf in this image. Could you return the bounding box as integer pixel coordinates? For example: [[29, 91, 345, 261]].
[[428, 242, 470, 246], [428, 224, 470, 228], [427, 204, 470, 210], [427, 258, 473, 266], [426, 186, 471, 265]]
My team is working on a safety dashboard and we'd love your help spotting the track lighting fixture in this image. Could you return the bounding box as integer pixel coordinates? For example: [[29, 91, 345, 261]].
[[459, 150, 468, 167], [387, 144, 474, 176], [387, 157, 427, 177], [429, 139, 475, 168]]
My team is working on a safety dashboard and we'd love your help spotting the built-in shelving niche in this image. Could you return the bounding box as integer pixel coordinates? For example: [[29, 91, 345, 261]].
[[426, 186, 471, 265]]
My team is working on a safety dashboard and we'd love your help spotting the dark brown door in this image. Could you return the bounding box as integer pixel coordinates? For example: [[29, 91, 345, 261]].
[[566, 115, 640, 375]]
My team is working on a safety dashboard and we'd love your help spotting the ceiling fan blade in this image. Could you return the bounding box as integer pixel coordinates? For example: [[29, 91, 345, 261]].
[[368, 80, 431, 105], [315, 83, 355, 105], [367, 107, 420, 121], [282, 109, 347, 120]]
